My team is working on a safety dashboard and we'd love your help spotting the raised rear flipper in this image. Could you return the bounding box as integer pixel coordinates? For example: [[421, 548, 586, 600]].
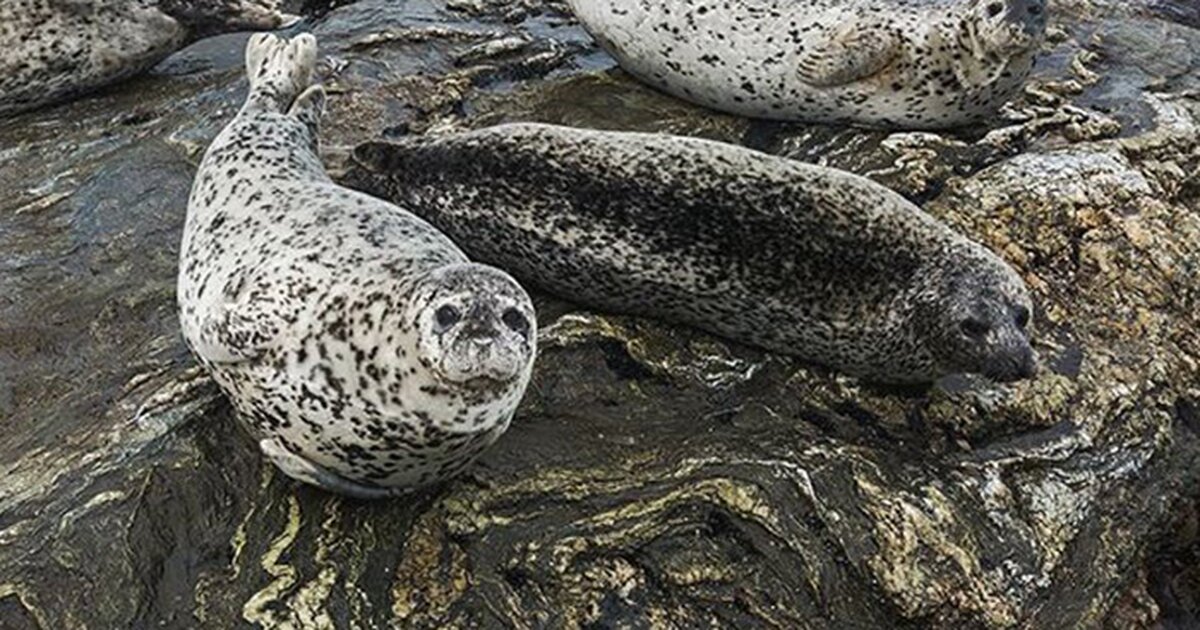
[[243, 32, 318, 114]]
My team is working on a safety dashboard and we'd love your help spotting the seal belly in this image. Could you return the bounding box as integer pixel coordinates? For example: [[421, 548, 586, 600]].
[[567, 0, 1044, 128]]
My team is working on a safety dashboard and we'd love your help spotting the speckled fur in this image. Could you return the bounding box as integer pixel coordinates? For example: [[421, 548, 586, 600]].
[[178, 34, 536, 498], [347, 123, 1037, 384], [0, 0, 292, 116], [568, 0, 1047, 128]]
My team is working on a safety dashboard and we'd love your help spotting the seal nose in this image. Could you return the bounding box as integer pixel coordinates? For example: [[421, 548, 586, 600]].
[[1016, 347, 1038, 379], [1003, 344, 1038, 382], [986, 340, 1038, 383]]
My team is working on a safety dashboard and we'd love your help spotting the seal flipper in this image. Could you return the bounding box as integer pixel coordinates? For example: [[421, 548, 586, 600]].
[[287, 84, 326, 145], [191, 271, 286, 364], [244, 32, 318, 114], [796, 20, 899, 87], [193, 299, 279, 364], [260, 438, 402, 499]]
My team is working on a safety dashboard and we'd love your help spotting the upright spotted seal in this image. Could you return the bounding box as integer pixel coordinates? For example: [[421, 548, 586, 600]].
[[345, 123, 1037, 384], [0, 0, 297, 117], [567, 0, 1047, 128], [178, 34, 537, 499]]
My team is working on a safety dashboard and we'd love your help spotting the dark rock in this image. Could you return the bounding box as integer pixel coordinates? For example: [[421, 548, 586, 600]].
[[0, 0, 1197, 628]]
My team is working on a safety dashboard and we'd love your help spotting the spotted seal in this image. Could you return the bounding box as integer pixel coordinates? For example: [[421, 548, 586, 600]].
[[566, 0, 1047, 128], [345, 123, 1037, 384], [0, 0, 297, 117], [178, 34, 537, 499]]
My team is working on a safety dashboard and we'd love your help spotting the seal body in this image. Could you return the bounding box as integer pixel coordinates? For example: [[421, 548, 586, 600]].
[[567, 0, 1046, 128], [178, 34, 536, 498], [346, 123, 1036, 384], [0, 0, 294, 117]]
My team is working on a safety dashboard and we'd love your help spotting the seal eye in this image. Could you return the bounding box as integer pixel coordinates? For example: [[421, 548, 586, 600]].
[[986, 2, 1004, 17], [961, 317, 991, 338], [1014, 305, 1031, 329], [502, 308, 530, 336], [435, 304, 461, 329]]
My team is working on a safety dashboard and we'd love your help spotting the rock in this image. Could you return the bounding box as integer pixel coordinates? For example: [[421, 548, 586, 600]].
[[0, 0, 1197, 628]]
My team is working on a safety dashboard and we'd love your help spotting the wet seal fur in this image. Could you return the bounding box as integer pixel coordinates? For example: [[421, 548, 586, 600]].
[[346, 123, 1037, 384], [0, 0, 297, 116], [178, 34, 537, 499], [567, 0, 1047, 129]]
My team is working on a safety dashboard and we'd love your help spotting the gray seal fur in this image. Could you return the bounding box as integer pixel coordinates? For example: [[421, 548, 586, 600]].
[[178, 34, 537, 499], [567, 0, 1047, 128], [0, 0, 296, 117], [346, 123, 1037, 384]]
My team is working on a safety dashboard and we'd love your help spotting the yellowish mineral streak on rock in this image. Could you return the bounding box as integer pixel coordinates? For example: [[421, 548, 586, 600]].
[[0, 582, 50, 628], [242, 494, 303, 628], [441, 451, 667, 535], [858, 477, 1018, 629], [550, 477, 781, 573], [390, 506, 471, 625], [541, 312, 763, 388], [285, 499, 341, 629], [339, 518, 376, 626], [194, 462, 275, 622]]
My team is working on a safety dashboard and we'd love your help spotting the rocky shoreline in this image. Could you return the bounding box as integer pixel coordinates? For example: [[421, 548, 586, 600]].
[[0, 0, 1197, 627]]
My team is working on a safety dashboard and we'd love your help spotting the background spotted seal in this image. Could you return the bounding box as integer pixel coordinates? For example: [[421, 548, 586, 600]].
[[567, 0, 1047, 128], [177, 33, 537, 498], [0, 0, 296, 116], [346, 123, 1037, 384]]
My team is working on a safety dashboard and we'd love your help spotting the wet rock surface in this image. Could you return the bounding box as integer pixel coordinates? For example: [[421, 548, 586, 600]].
[[0, 0, 1197, 627]]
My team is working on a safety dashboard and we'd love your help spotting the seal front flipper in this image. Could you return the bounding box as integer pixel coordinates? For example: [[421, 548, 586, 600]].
[[797, 19, 900, 87], [260, 438, 402, 500], [192, 275, 283, 364]]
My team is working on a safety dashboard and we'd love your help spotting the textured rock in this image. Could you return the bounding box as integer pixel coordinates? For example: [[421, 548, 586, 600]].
[[0, 0, 1197, 628]]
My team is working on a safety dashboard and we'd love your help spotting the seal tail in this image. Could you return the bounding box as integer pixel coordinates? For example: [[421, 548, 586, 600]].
[[244, 33, 318, 114]]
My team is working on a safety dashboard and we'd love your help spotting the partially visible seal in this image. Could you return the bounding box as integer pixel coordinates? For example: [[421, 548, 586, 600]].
[[567, 0, 1047, 128], [346, 123, 1037, 384], [0, 0, 297, 117], [178, 34, 537, 498]]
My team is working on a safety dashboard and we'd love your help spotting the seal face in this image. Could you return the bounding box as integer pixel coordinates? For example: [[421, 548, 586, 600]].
[[178, 34, 536, 498], [345, 123, 1037, 384], [567, 0, 1047, 128], [0, 0, 296, 117]]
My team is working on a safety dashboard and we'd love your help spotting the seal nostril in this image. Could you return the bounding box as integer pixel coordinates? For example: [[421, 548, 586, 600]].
[[961, 317, 991, 339], [1027, 4, 1042, 16]]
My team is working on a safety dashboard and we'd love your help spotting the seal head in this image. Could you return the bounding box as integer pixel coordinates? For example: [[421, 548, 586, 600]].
[[969, 0, 1047, 55], [919, 266, 1037, 383], [409, 264, 537, 388]]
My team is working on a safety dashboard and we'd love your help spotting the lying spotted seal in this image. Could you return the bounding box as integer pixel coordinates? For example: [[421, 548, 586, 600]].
[[345, 123, 1037, 384], [0, 0, 297, 116], [178, 34, 537, 499], [566, 0, 1047, 128]]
